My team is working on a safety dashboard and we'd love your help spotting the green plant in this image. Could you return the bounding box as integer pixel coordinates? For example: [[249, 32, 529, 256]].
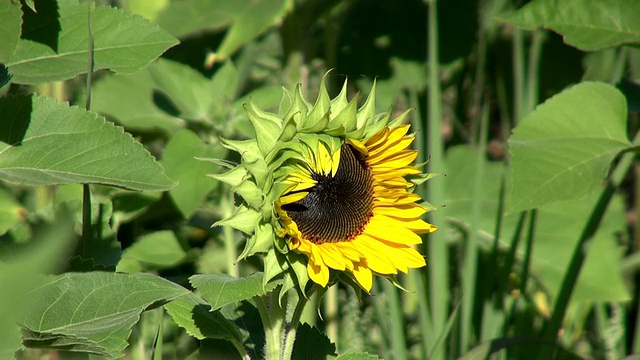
[[1, 0, 640, 359]]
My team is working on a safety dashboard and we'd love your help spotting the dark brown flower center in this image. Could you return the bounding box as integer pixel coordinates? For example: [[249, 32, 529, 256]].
[[281, 143, 374, 244]]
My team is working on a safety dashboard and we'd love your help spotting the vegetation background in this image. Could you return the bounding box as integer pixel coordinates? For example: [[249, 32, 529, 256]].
[[1, 0, 639, 359]]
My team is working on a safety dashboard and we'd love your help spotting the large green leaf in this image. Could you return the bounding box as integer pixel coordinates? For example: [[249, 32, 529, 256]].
[[6, 0, 178, 84], [20, 272, 189, 358], [508, 82, 630, 214], [164, 292, 243, 342], [0, 1, 21, 63], [501, 0, 640, 51], [0, 94, 175, 190], [190, 273, 276, 312], [161, 129, 225, 218], [445, 146, 629, 303]]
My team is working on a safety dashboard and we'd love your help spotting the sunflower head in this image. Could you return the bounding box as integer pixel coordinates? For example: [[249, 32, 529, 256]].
[[209, 73, 437, 294]]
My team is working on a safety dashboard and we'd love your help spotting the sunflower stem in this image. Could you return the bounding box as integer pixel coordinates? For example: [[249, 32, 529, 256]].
[[282, 290, 309, 360], [255, 286, 287, 360]]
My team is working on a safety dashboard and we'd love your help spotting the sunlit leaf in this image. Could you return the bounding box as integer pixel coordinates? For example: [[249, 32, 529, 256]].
[[164, 292, 243, 342], [508, 82, 630, 213], [501, 0, 640, 51], [0, 94, 175, 191], [7, 1, 178, 84], [190, 273, 276, 311], [20, 272, 189, 358], [446, 146, 629, 303], [0, 0, 21, 63]]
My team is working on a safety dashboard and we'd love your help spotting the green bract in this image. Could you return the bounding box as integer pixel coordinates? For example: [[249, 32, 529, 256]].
[[207, 73, 411, 295]]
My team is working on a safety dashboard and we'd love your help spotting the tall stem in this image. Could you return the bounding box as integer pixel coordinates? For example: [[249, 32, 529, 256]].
[[255, 286, 311, 360], [425, 1, 449, 359]]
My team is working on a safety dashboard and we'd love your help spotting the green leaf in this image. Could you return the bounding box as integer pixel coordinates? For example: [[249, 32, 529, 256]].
[[92, 67, 185, 133], [164, 292, 243, 343], [446, 146, 629, 303], [213, 0, 288, 62], [508, 82, 630, 214], [244, 102, 283, 156], [500, 0, 640, 51], [7, 1, 178, 84], [0, 217, 73, 358], [162, 129, 225, 218], [238, 221, 275, 260], [291, 323, 336, 360], [213, 204, 261, 234], [0, 1, 21, 63], [149, 59, 215, 122], [20, 272, 189, 359], [0, 94, 176, 191], [118, 230, 187, 270], [532, 194, 630, 302], [335, 352, 380, 360], [190, 273, 275, 312], [208, 166, 249, 187], [157, 0, 252, 38]]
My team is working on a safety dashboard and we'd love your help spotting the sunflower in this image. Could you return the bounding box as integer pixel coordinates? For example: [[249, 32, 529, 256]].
[[209, 74, 437, 295], [276, 124, 437, 291]]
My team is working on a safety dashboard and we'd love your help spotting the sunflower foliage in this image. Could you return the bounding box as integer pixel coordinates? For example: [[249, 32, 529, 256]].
[[206, 73, 432, 300]]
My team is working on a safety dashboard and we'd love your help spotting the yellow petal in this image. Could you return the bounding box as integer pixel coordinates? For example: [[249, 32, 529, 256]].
[[330, 146, 341, 177], [307, 259, 329, 287], [370, 150, 418, 167], [280, 191, 308, 205], [365, 215, 423, 244], [307, 244, 329, 286], [333, 242, 364, 262], [364, 127, 390, 149], [317, 143, 333, 175], [351, 261, 373, 291], [351, 238, 397, 274], [317, 243, 347, 270], [346, 138, 369, 156], [376, 241, 427, 270], [368, 136, 414, 158], [374, 203, 427, 218]]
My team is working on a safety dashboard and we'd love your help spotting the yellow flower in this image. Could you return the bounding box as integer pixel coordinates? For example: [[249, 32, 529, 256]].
[[276, 124, 437, 291]]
